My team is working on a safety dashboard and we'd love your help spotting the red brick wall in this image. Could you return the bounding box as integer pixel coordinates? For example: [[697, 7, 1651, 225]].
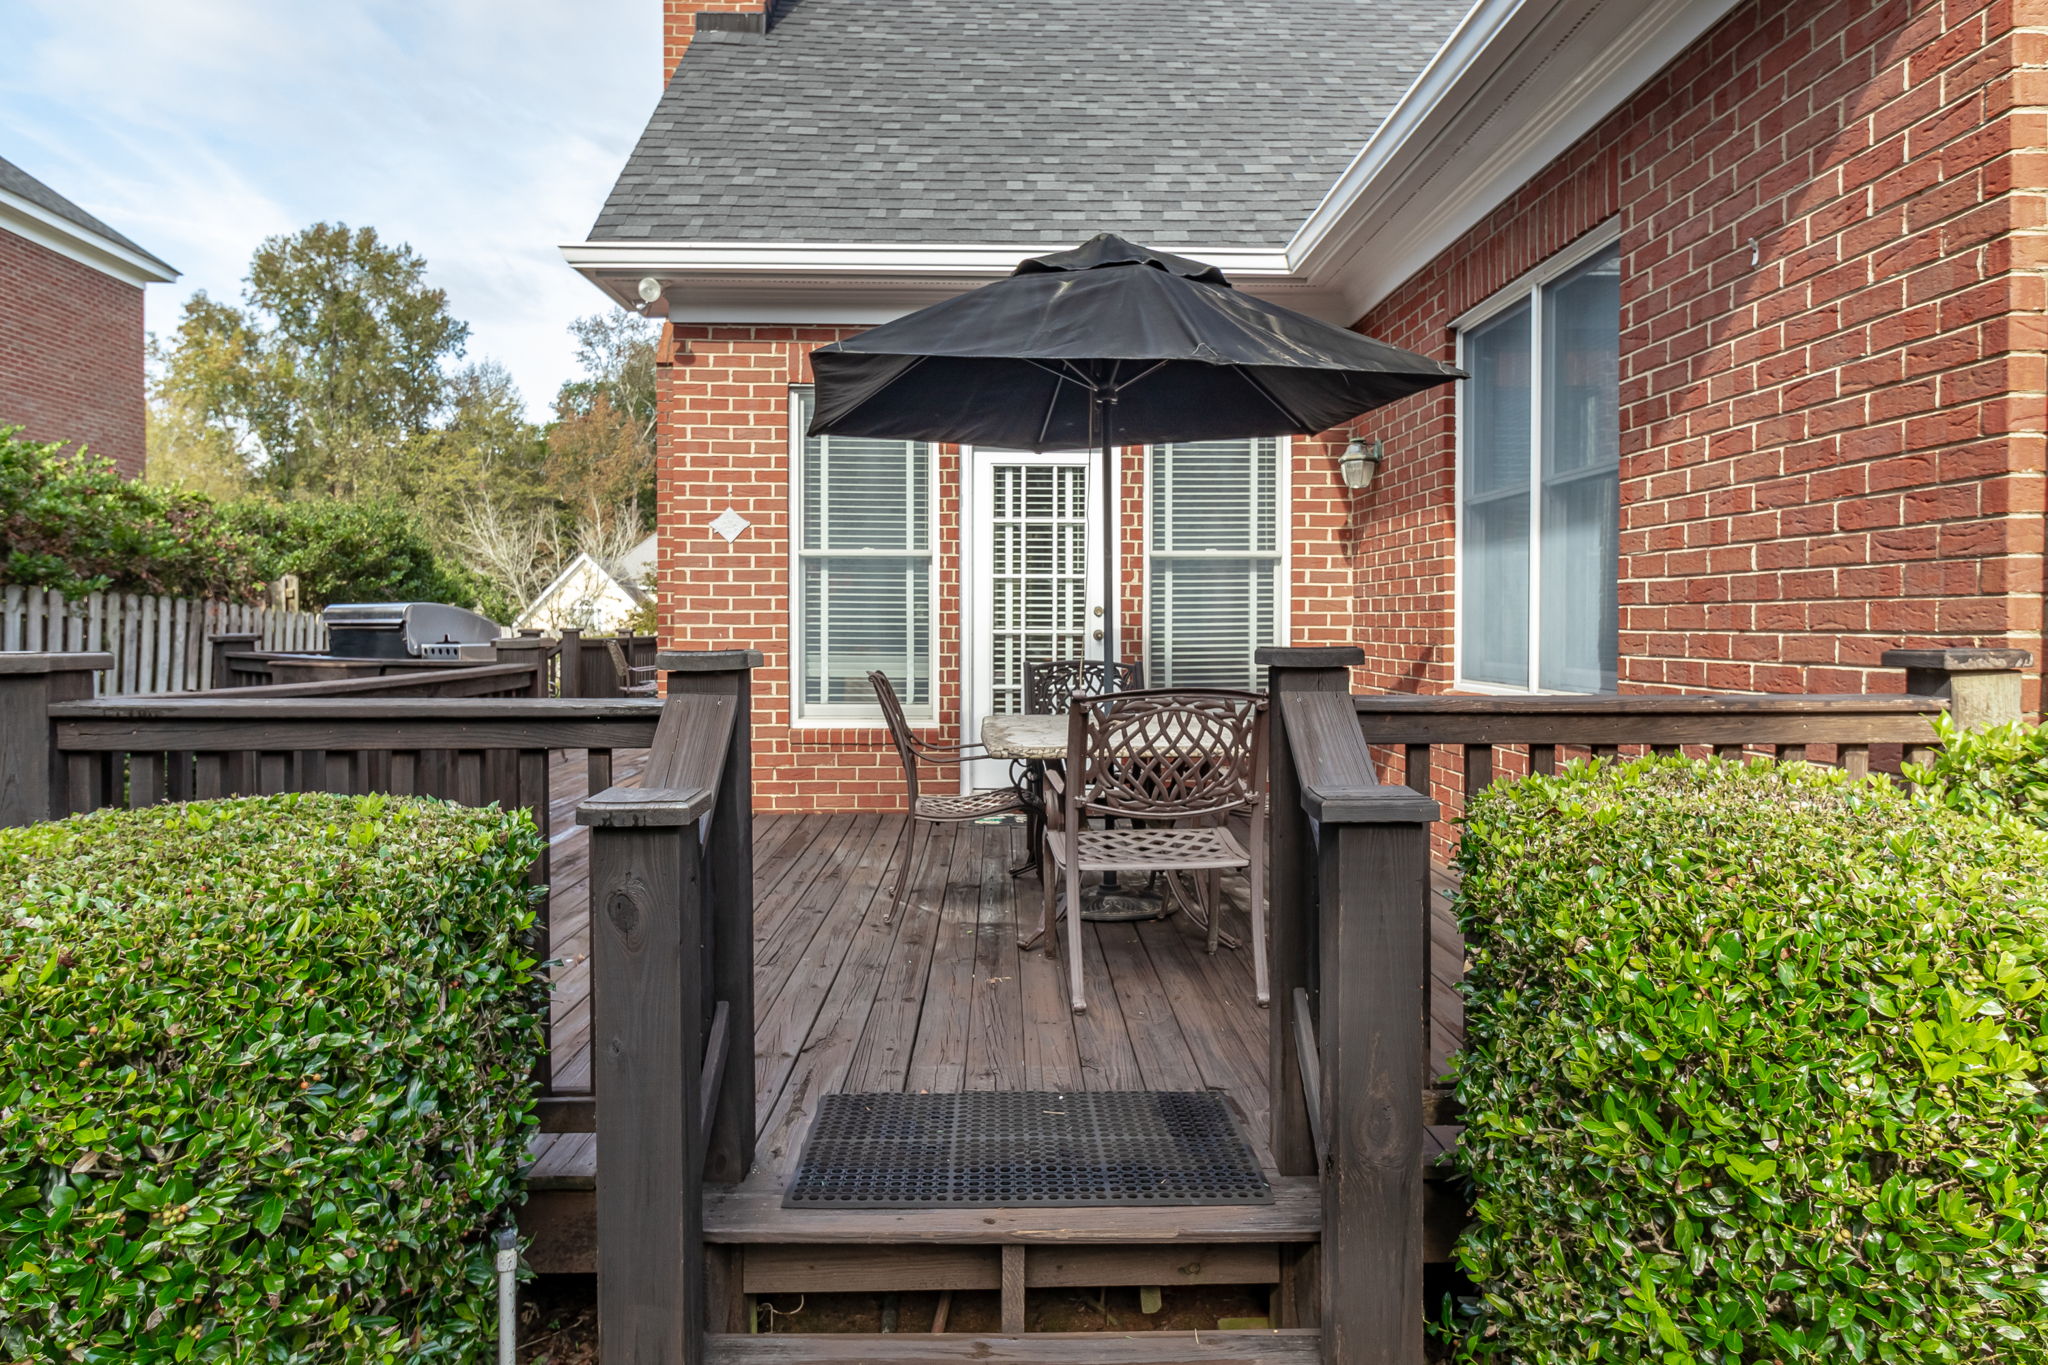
[[0, 227, 147, 477], [656, 324, 1356, 811], [664, 0, 767, 79], [1347, 0, 2048, 710]]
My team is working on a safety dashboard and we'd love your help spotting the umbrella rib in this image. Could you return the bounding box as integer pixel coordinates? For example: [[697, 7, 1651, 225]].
[[1235, 365, 1318, 433], [1108, 359, 1169, 395]]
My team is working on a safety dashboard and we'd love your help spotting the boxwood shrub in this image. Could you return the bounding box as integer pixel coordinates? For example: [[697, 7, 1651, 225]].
[[0, 794, 545, 1362], [1451, 758, 2048, 1362], [1906, 714, 2048, 831]]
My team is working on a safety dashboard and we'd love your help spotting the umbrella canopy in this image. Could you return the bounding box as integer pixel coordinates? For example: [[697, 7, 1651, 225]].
[[808, 233, 1462, 450], [807, 233, 1464, 668]]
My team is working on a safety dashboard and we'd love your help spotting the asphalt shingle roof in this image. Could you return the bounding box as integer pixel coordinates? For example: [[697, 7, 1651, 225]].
[[591, 0, 1472, 250], [0, 153, 171, 271]]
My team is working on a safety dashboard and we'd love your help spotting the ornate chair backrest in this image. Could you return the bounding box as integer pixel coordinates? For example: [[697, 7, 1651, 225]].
[[1065, 687, 1266, 821], [1023, 658, 1144, 715], [867, 670, 924, 805]]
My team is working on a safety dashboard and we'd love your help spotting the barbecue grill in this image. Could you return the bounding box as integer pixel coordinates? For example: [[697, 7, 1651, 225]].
[[321, 603, 505, 661]]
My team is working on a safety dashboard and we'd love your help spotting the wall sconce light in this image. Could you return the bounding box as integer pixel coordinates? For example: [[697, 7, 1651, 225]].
[[1338, 436, 1383, 491]]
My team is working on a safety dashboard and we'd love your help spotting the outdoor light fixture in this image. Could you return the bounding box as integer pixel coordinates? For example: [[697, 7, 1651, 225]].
[[1338, 435, 1383, 490], [636, 276, 666, 314]]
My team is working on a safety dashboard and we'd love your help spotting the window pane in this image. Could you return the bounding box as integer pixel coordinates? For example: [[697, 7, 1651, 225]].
[[1148, 438, 1282, 690], [1462, 304, 1533, 687], [1148, 557, 1277, 690], [1539, 247, 1620, 692], [792, 388, 933, 715], [801, 555, 931, 707], [1463, 496, 1530, 687], [1150, 439, 1278, 553]]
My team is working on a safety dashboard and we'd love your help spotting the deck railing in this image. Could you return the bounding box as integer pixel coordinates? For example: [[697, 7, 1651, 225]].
[[576, 650, 758, 1361], [1260, 645, 2025, 1365]]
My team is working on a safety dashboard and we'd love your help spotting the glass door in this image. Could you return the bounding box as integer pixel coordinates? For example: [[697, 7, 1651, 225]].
[[962, 448, 1109, 790]]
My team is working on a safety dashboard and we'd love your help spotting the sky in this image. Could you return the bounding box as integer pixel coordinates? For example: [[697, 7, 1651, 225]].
[[0, 0, 661, 418]]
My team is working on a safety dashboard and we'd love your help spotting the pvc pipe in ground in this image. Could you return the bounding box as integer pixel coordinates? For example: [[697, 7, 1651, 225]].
[[495, 1225, 519, 1365]]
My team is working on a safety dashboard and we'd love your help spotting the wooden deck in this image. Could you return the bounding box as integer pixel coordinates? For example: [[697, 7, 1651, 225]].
[[528, 763, 1468, 1219]]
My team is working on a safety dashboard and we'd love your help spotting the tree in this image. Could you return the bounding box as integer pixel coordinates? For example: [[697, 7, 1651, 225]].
[[220, 500, 504, 619], [151, 223, 470, 497], [0, 426, 258, 600], [548, 309, 658, 531]]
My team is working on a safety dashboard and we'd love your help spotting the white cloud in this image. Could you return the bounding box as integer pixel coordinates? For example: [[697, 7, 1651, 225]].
[[0, 0, 660, 416]]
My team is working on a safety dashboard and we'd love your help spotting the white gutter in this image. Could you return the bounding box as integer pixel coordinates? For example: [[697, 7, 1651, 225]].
[[0, 188, 178, 288]]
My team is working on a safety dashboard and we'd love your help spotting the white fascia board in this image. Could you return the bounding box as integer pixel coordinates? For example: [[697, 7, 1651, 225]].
[[1292, 0, 1744, 322], [559, 239, 1313, 323], [0, 188, 178, 287]]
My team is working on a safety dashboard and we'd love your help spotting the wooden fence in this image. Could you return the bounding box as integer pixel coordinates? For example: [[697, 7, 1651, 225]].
[[1, 586, 325, 695]]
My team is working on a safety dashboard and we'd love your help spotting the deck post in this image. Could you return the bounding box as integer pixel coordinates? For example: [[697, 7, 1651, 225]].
[[0, 652, 111, 826], [1258, 646, 1362, 1333], [660, 650, 762, 1186], [1282, 686, 1439, 1365], [1883, 647, 2032, 731], [492, 635, 555, 697], [581, 787, 714, 1363], [206, 631, 263, 690]]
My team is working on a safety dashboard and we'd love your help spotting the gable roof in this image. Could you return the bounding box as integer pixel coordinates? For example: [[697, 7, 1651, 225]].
[[0, 153, 176, 285], [590, 0, 1473, 252]]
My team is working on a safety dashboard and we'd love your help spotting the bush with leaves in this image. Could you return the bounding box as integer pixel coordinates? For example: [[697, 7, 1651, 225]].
[[0, 794, 545, 1361], [221, 499, 508, 620], [1905, 713, 2048, 830], [0, 426, 257, 601], [1450, 757, 2048, 1363]]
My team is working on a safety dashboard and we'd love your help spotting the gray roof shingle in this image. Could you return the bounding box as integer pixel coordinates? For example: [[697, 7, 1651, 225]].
[[591, 0, 1472, 250], [0, 153, 173, 273]]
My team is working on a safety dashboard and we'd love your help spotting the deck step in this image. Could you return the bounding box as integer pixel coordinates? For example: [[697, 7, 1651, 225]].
[[704, 1177, 1320, 1244], [704, 1329, 1318, 1362]]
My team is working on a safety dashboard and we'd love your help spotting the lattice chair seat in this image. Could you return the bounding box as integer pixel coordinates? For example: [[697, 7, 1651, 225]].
[[915, 789, 1027, 821], [1052, 824, 1250, 874]]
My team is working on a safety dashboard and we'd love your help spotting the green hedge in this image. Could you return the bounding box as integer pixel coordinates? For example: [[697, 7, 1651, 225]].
[[1907, 714, 2048, 831], [0, 795, 545, 1362], [1451, 758, 2048, 1362]]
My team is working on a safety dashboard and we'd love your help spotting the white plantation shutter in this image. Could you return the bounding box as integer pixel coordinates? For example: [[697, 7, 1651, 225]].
[[794, 389, 936, 717], [1147, 438, 1284, 690]]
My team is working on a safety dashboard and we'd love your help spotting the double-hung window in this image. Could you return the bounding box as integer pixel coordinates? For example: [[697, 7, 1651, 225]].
[[1146, 437, 1286, 691], [791, 388, 937, 719], [1459, 240, 1621, 692]]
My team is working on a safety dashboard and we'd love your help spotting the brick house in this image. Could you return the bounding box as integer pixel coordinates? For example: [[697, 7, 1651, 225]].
[[568, 0, 2047, 811], [0, 155, 177, 477]]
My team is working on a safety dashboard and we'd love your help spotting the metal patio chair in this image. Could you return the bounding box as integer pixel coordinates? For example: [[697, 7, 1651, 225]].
[[870, 670, 1028, 923], [606, 637, 658, 697], [1038, 687, 1268, 1014], [1021, 658, 1143, 715]]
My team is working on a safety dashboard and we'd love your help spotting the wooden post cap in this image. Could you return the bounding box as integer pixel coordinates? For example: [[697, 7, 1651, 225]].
[[657, 649, 764, 672], [1880, 648, 2033, 672], [0, 652, 113, 674], [1255, 646, 1365, 669]]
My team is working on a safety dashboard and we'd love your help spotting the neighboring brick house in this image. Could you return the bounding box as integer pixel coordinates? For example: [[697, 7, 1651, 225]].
[[568, 0, 2048, 811], [0, 155, 177, 478]]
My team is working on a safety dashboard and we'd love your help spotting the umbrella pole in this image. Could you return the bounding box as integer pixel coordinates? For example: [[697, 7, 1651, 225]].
[[1097, 389, 1116, 672]]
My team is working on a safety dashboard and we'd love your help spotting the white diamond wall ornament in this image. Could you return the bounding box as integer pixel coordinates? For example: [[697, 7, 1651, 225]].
[[709, 508, 749, 542]]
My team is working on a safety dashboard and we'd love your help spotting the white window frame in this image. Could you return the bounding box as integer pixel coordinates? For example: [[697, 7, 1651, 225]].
[[1452, 220, 1622, 694], [786, 385, 941, 724], [1140, 435, 1293, 690]]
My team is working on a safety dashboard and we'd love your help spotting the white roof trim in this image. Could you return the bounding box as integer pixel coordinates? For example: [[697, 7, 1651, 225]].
[[561, 0, 1741, 326], [0, 187, 177, 287], [1290, 0, 1743, 321]]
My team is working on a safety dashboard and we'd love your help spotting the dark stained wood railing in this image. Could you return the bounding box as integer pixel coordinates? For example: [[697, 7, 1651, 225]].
[[578, 650, 759, 1364], [1263, 645, 2028, 1365]]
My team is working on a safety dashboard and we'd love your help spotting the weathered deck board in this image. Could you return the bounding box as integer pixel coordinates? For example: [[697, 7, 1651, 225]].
[[527, 807, 1469, 1195]]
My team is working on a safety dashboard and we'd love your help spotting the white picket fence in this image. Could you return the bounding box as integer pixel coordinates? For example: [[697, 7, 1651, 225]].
[[1, 585, 326, 695]]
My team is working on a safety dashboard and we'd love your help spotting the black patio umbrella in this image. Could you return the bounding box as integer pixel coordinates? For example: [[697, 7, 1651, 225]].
[[808, 233, 1463, 669]]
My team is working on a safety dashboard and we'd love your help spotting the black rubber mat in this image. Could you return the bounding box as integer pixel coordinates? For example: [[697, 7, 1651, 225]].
[[784, 1090, 1273, 1209]]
